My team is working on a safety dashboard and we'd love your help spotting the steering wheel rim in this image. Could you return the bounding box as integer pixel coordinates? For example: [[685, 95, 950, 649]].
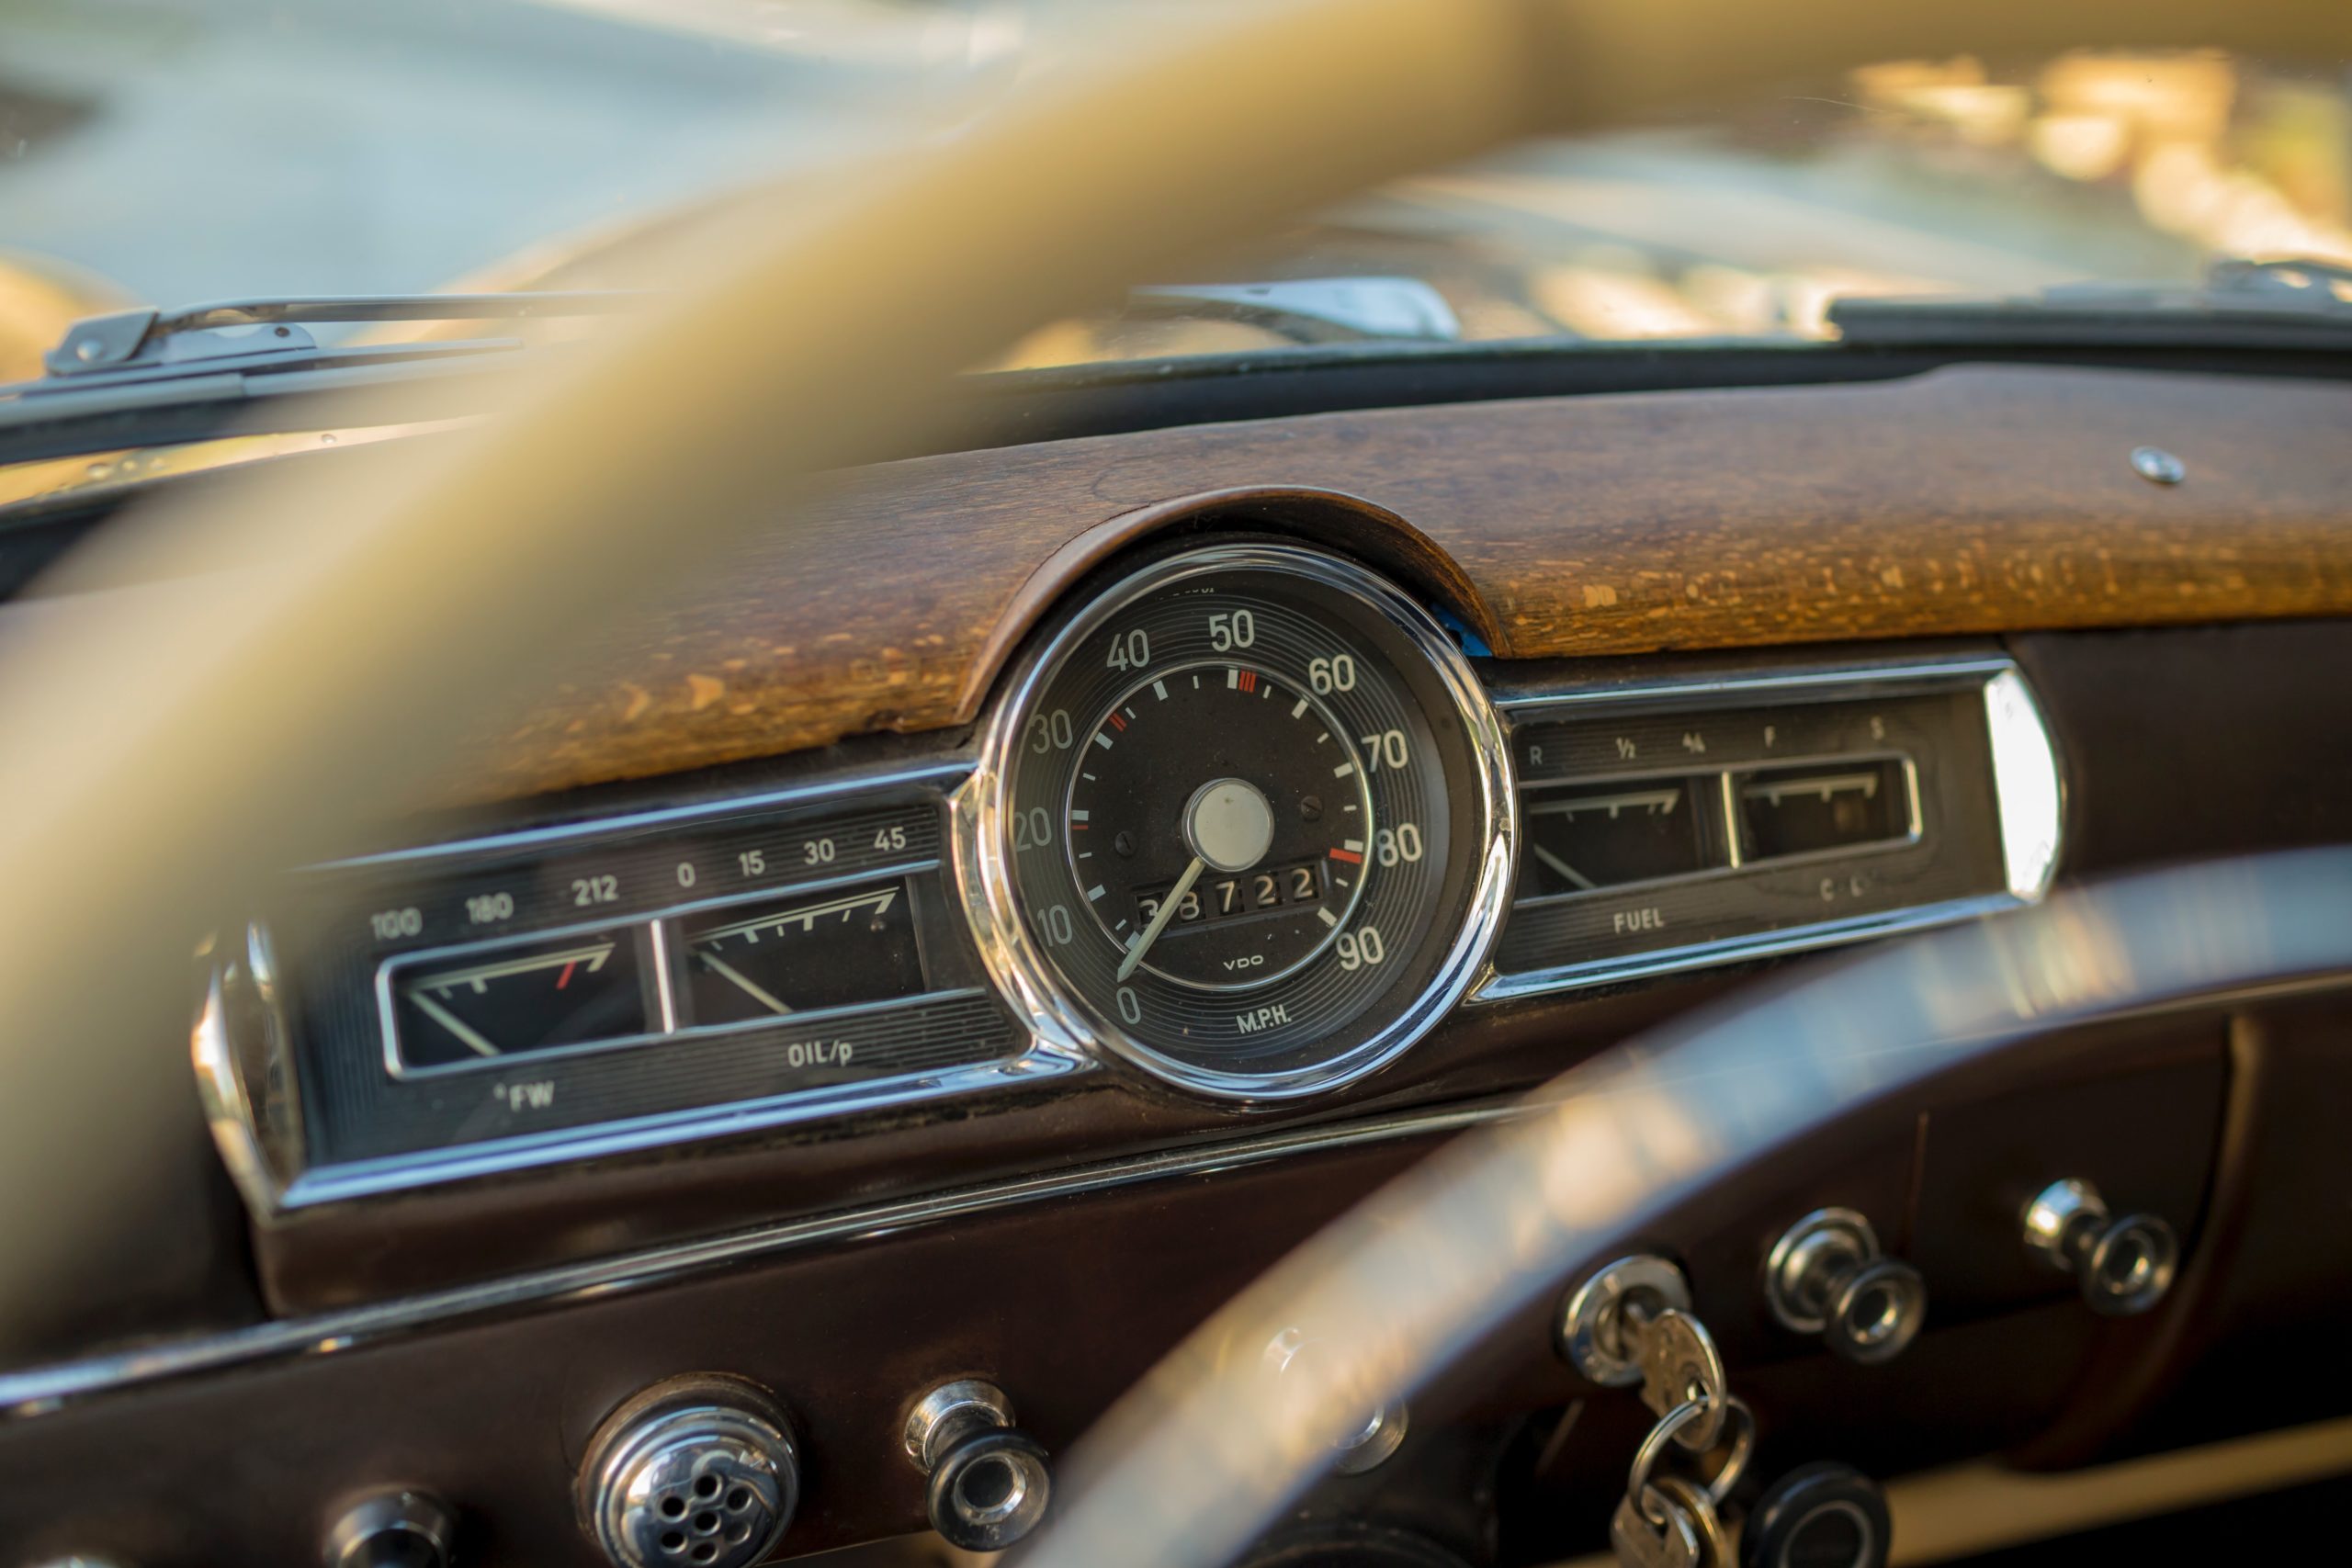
[[1014, 851, 2352, 1568], [0, 0, 2343, 1550]]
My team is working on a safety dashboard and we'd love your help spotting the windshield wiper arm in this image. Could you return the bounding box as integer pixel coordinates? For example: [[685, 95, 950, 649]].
[[34, 291, 651, 384], [1828, 257, 2352, 351]]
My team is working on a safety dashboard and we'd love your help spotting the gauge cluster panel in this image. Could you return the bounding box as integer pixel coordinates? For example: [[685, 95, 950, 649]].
[[202, 533, 2061, 1215], [252, 781, 1027, 1201], [1482, 660, 2059, 999]]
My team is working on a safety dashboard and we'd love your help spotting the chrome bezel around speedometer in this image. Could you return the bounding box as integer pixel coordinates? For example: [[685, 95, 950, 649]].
[[955, 541, 1515, 1100]]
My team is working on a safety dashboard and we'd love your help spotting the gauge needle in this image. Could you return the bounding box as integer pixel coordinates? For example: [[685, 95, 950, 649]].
[[401, 988, 503, 1057], [1529, 842, 1598, 891], [1118, 856, 1205, 982], [696, 950, 795, 1016]]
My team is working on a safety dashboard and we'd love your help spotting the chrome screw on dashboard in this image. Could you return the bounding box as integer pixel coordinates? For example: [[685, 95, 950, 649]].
[[577, 1374, 799, 1568], [2022, 1178, 2180, 1316], [1764, 1209, 1928, 1364], [903, 1379, 1053, 1551], [322, 1489, 458, 1568]]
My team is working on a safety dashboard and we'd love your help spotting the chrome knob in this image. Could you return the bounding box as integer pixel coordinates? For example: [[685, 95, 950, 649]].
[[577, 1375, 799, 1568], [904, 1379, 1053, 1551], [1264, 1326, 1410, 1475], [2022, 1178, 2179, 1316], [323, 1491, 458, 1568], [1764, 1209, 1927, 1364]]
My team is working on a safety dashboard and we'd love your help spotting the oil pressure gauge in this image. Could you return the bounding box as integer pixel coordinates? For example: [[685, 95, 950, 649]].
[[961, 542, 1513, 1099]]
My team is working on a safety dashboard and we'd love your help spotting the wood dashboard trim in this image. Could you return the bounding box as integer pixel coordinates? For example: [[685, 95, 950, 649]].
[[473, 364, 2352, 799]]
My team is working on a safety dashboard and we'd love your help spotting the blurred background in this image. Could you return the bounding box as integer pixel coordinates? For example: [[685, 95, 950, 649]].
[[2, 0, 2348, 380]]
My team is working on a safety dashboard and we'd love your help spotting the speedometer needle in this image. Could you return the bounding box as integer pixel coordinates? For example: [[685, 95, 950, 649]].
[[1117, 856, 1205, 982]]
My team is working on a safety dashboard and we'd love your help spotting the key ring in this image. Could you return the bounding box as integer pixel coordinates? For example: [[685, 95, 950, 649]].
[[1627, 1393, 1757, 1519]]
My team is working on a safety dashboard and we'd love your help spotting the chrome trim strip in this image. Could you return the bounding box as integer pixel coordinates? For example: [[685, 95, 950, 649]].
[[1718, 772, 1745, 870], [1475, 654, 2064, 1005], [648, 919, 682, 1034], [956, 542, 1516, 1101], [1488, 653, 2018, 712], [310, 758, 975, 872], [1985, 667, 2064, 900], [190, 968, 282, 1219], [277, 1029, 1084, 1210], [1476, 894, 2019, 1003], [0, 1098, 1528, 1419]]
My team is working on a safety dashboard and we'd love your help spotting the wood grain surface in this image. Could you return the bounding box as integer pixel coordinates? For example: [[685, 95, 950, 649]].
[[480, 365, 2352, 800]]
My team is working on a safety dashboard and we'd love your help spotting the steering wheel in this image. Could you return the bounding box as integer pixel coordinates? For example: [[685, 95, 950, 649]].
[[0, 2, 2346, 1564]]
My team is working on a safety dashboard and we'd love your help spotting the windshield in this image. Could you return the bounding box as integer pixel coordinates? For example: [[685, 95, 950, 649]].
[[4, 2, 2348, 377]]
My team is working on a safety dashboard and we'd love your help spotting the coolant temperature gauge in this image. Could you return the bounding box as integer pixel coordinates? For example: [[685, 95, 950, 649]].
[[388, 931, 650, 1073]]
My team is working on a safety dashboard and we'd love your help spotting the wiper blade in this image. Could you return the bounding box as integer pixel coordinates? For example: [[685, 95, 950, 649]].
[[1828, 258, 2352, 350], [29, 291, 650, 389]]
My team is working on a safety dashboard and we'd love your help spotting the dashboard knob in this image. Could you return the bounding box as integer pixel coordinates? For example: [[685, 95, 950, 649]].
[[1739, 1461, 1892, 1568], [323, 1491, 458, 1568], [903, 1379, 1053, 1551], [2022, 1178, 2179, 1315], [1763, 1209, 1927, 1364], [1263, 1325, 1410, 1474], [577, 1375, 799, 1568]]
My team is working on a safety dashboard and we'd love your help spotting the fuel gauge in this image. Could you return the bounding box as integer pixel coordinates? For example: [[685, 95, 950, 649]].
[[1517, 776, 1717, 899]]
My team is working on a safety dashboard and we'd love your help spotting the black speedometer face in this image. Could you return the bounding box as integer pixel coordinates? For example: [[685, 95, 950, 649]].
[[972, 543, 1512, 1099], [1068, 664, 1372, 988]]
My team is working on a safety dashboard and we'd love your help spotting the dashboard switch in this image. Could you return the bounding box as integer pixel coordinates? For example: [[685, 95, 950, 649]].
[[1763, 1209, 1927, 1364], [1739, 1461, 1892, 1568], [903, 1379, 1053, 1551], [322, 1490, 457, 1568], [2022, 1178, 2180, 1315], [577, 1374, 799, 1568], [1264, 1326, 1410, 1475]]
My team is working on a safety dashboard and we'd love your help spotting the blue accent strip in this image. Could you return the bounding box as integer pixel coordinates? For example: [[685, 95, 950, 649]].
[[1434, 606, 1492, 658]]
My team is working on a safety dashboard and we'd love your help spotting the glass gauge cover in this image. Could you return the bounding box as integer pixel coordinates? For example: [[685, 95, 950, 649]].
[[962, 542, 1513, 1099]]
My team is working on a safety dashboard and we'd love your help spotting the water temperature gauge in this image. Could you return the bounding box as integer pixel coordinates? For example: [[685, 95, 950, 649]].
[[388, 931, 651, 1074]]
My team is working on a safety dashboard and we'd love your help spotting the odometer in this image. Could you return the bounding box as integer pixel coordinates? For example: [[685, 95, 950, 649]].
[[961, 542, 1513, 1099]]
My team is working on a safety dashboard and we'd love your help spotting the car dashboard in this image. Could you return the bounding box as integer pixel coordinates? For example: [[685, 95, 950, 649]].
[[5, 355, 2352, 1567]]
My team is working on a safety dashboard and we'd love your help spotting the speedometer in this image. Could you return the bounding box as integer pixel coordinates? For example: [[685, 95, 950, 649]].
[[959, 541, 1513, 1098]]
